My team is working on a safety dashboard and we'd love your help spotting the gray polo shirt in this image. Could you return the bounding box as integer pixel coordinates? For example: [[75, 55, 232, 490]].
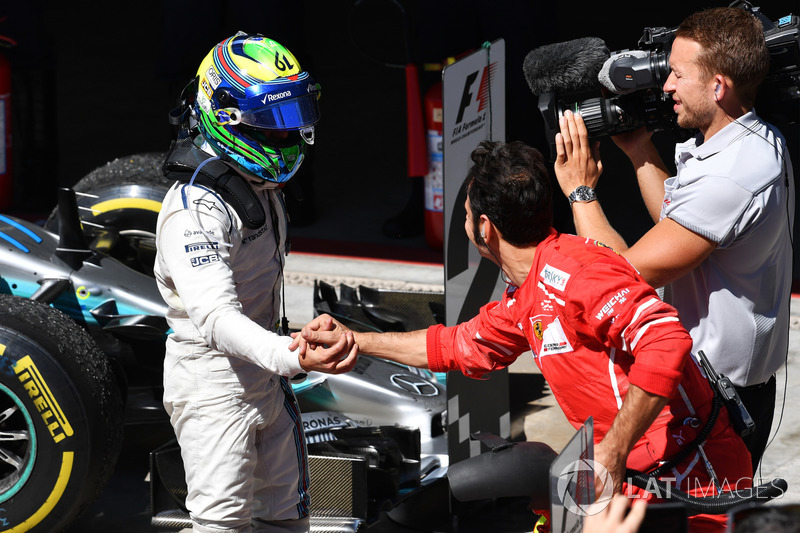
[[661, 110, 795, 387]]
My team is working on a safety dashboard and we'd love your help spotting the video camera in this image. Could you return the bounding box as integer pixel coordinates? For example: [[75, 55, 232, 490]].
[[527, 1, 800, 159]]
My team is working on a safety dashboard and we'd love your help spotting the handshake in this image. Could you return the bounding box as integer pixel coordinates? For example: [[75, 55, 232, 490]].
[[289, 314, 430, 374], [288, 315, 359, 375]]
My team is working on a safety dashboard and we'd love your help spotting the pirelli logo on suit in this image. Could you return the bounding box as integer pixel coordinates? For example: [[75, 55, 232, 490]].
[[184, 241, 221, 268], [185, 242, 220, 253]]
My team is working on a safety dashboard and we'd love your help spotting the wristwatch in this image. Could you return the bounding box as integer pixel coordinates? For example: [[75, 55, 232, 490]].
[[568, 185, 597, 206]]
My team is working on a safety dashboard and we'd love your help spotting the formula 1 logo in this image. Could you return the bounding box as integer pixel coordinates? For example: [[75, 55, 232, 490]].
[[455, 63, 496, 123], [451, 62, 497, 142]]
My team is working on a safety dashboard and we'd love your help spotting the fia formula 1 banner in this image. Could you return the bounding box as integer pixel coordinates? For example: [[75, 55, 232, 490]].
[[442, 39, 509, 464]]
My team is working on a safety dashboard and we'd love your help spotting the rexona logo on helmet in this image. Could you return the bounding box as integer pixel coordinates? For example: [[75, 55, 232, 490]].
[[194, 32, 321, 183]]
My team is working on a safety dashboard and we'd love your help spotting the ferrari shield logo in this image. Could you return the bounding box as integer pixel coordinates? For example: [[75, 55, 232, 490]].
[[533, 320, 544, 340]]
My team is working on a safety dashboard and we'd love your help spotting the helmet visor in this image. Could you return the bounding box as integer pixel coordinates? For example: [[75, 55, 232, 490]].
[[233, 125, 302, 148], [240, 75, 321, 130]]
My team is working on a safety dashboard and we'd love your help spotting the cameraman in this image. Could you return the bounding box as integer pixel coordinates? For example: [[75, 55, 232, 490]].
[[553, 6, 794, 474]]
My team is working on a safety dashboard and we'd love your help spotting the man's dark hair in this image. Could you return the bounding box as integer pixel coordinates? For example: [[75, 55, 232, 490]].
[[676, 6, 769, 108], [466, 140, 553, 247]]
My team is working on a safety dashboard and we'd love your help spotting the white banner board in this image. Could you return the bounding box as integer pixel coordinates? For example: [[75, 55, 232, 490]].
[[441, 39, 509, 463]]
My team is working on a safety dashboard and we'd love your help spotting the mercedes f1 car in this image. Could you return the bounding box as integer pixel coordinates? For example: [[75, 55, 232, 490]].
[[0, 153, 451, 532]]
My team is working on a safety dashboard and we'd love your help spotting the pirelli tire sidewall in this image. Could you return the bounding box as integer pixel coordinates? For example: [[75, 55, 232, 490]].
[[0, 295, 124, 533]]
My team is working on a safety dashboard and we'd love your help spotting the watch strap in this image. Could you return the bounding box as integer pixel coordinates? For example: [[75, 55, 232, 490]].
[[568, 185, 597, 206]]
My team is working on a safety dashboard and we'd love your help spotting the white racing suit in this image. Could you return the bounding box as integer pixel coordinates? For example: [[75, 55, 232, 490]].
[[154, 151, 310, 533]]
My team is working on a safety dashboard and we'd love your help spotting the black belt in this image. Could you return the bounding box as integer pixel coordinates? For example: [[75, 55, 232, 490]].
[[734, 374, 776, 393]]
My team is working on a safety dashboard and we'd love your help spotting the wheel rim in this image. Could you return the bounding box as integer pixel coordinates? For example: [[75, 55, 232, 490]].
[[0, 382, 37, 503]]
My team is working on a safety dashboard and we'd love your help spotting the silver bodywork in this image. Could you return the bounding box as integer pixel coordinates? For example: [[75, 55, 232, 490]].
[[0, 212, 448, 455]]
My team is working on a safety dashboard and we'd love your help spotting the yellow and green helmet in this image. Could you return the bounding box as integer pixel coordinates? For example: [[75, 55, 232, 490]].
[[194, 32, 321, 183]]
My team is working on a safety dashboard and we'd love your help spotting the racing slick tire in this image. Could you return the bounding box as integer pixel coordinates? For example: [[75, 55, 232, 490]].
[[0, 294, 124, 532], [44, 152, 171, 276]]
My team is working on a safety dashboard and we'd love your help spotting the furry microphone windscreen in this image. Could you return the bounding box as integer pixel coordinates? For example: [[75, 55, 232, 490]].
[[523, 37, 610, 95]]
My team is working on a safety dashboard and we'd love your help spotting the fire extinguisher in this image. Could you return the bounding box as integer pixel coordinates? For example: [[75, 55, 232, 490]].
[[405, 61, 445, 251], [0, 35, 14, 211], [423, 80, 443, 251]]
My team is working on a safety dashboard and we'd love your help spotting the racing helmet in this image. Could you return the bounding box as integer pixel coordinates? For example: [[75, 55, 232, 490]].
[[194, 32, 321, 183]]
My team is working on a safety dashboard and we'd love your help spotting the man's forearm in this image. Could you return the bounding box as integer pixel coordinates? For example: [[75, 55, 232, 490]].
[[571, 201, 629, 252], [570, 146, 670, 256], [604, 384, 669, 454], [628, 144, 671, 223], [594, 384, 669, 493], [353, 329, 430, 368]]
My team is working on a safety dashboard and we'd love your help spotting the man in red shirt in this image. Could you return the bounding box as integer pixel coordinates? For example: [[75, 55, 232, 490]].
[[297, 140, 751, 531]]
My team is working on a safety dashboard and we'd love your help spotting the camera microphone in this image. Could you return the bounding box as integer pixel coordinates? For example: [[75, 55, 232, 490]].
[[524, 37, 610, 160], [522, 37, 610, 96]]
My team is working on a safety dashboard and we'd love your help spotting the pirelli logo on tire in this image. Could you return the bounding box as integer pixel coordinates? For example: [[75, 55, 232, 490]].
[[14, 355, 74, 443]]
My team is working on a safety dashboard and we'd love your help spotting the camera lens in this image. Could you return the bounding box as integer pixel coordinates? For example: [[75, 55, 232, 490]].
[[573, 98, 609, 135], [649, 50, 671, 87], [560, 95, 658, 139], [571, 97, 639, 137]]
